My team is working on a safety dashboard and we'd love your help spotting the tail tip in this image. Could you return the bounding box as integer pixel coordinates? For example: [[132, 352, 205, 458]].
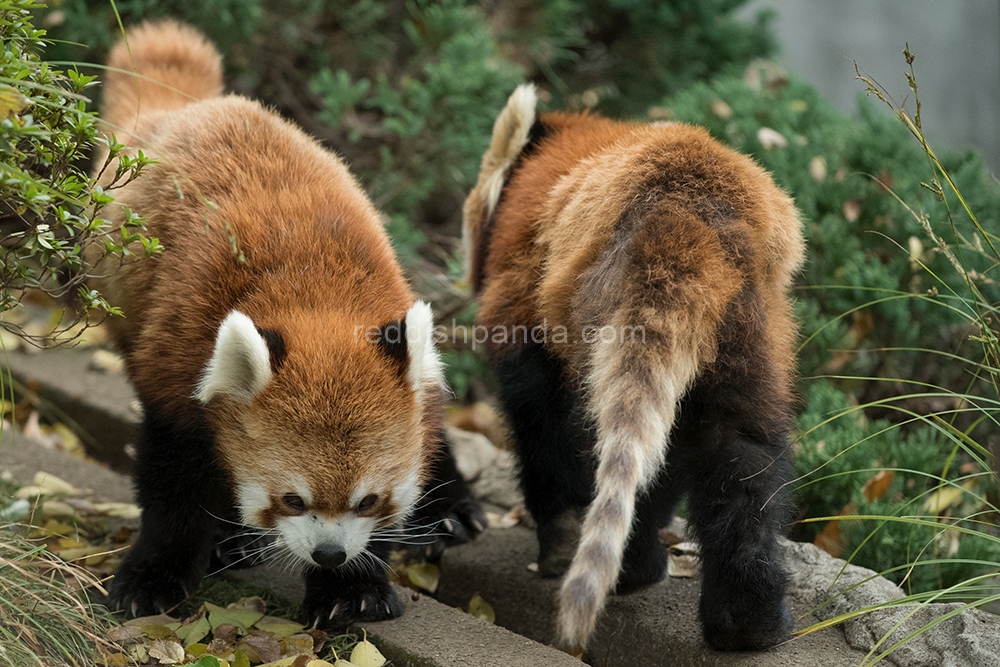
[[556, 572, 601, 650]]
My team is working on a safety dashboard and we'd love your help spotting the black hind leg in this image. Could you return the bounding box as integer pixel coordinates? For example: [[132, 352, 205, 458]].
[[682, 385, 794, 651], [492, 343, 595, 577], [107, 401, 227, 617]]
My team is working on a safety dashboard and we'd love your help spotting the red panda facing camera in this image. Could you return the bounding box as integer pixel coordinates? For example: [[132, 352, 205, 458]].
[[89, 21, 484, 626], [463, 86, 805, 652]]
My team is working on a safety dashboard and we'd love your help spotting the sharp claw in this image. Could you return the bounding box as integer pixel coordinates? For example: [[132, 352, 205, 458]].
[[443, 519, 454, 534], [382, 602, 391, 616], [360, 597, 369, 613], [130, 601, 139, 618], [329, 603, 343, 620], [425, 545, 435, 559], [470, 518, 485, 533]]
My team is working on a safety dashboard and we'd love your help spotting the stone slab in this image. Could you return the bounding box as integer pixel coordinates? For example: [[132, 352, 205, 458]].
[[3, 347, 139, 473], [437, 524, 870, 667]]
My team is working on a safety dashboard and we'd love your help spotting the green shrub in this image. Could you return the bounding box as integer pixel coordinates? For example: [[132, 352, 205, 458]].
[[795, 382, 1000, 593], [519, 0, 776, 117], [0, 0, 153, 343]]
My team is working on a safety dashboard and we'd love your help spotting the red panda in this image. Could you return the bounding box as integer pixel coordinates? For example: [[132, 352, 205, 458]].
[[89, 21, 483, 625], [462, 86, 805, 652]]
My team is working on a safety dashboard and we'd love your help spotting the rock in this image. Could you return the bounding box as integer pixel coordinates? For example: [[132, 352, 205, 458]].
[[444, 426, 499, 481], [468, 449, 523, 510], [785, 540, 1000, 667]]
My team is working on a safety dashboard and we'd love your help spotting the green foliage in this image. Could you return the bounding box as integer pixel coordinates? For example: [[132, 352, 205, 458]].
[[795, 382, 1000, 593], [520, 0, 777, 116], [36, 0, 262, 61], [310, 0, 524, 259], [1, 0, 154, 343]]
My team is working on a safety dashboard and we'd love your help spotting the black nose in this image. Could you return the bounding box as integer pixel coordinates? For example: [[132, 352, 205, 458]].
[[312, 544, 347, 569]]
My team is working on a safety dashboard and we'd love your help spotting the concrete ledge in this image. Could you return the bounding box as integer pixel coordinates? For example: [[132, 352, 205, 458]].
[[0, 428, 135, 504], [4, 348, 139, 473], [437, 525, 869, 667], [357, 587, 582, 667]]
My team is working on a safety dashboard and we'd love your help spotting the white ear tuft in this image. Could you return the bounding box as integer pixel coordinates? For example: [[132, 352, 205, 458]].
[[404, 301, 444, 394], [462, 83, 537, 285], [482, 83, 537, 221], [196, 310, 273, 404]]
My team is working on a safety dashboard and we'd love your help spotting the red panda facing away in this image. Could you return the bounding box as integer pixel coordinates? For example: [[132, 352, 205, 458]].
[[90, 21, 484, 625], [463, 86, 805, 652]]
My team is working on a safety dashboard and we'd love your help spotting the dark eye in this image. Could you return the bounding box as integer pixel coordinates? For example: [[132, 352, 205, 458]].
[[283, 494, 306, 513], [357, 494, 378, 512]]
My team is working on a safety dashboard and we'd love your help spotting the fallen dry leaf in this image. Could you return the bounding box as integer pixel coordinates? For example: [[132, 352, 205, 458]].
[[757, 127, 787, 149], [32, 471, 80, 495], [280, 633, 315, 658], [711, 99, 732, 119], [41, 500, 76, 519], [241, 633, 282, 663], [843, 199, 862, 223], [924, 483, 971, 514], [809, 155, 827, 183], [861, 470, 895, 502], [667, 542, 700, 578], [485, 508, 523, 529], [467, 594, 495, 624], [92, 502, 142, 519], [255, 617, 305, 640], [90, 349, 125, 374], [108, 625, 144, 646], [350, 631, 386, 667], [406, 561, 440, 594], [147, 638, 185, 664]]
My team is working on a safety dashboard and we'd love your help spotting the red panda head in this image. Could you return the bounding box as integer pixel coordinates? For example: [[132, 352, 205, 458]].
[[195, 302, 443, 569]]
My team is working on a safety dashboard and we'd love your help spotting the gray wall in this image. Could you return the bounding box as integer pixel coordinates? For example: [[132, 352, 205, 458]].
[[738, 0, 1000, 172]]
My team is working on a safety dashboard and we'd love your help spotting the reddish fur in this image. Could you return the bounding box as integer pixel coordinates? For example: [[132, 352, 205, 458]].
[[465, 104, 804, 649], [90, 22, 440, 513], [478, 112, 801, 392]]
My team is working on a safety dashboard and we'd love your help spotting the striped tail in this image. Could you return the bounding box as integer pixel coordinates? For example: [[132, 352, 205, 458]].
[[556, 315, 703, 648], [101, 20, 223, 145]]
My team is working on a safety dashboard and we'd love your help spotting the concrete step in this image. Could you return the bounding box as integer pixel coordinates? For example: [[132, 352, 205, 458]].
[[437, 524, 869, 667]]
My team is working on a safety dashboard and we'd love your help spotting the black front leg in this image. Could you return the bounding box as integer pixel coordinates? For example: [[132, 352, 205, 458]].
[[302, 540, 403, 628], [492, 343, 596, 577], [107, 401, 226, 617], [404, 431, 486, 561]]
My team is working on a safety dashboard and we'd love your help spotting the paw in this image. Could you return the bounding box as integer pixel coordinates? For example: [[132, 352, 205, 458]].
[[407, 494, 487, 561], [106, 558, 193, 618], [303, 577, 403, 629], [701, 596, 792, 651]]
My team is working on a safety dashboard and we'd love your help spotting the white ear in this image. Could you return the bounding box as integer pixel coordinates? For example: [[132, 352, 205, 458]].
[[481, 83, 537, 221], [461, 84, 537, 285], [196, 310, 273, 404], [404, 301, 444, 394]]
